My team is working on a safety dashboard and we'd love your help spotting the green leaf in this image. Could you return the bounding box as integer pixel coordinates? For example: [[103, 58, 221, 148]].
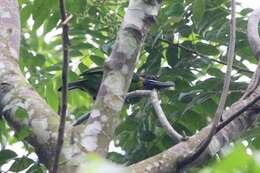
[[20, 4, 32, 27], [45, 11, 60, 33], [208, 67, 224, 78], [195, 42, 219, 56], [32, 0, 54, 30], [0, 149, 17, 165], [16, 125, 31, 140], [9, 157, 34, 172], [15, 107, 29, 120], [23, 53, 46, 67], [26, 164, 45, 173], [211, 145, 251, 172], [166, 1, 184, 18], [193, 0, 205, 24], [166, 45, 179, 67], [90, 55, 105, 66]]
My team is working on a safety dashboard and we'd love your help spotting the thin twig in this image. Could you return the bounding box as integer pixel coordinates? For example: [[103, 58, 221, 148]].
[[159, 40, 253, 74], [52, 0, 70, 172], [177, 0, 236, 167], [150, 90, 183, 142], [218, 6, 260, 132]]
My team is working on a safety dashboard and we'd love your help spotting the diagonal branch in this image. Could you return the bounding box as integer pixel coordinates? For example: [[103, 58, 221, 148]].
[[176, 0, 237, 167], [219, 6, 260, 133], [129, 104, 259, 173]]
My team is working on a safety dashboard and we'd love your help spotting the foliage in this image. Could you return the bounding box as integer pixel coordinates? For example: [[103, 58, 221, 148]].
[[0, 0, 258, 172], [77, 153, 129, 173], [191, 144, 260, 173]]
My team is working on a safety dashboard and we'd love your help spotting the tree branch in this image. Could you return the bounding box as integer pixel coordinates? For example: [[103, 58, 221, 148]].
[[177, 0, 236, 167], [52, 0, 70, 172], [129, 107, 258, 173], [3, 1, 260, 173], [126, 90, 152, 98], [69, 0, 162, 158], [159, 39, 253, 74], [0, 0, 60, 168], [247, 7, 260, 60], [129, 4, 260, 173], [150, 90, 183, 142]]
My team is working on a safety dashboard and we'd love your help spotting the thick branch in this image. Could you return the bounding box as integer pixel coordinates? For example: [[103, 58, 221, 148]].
[[0, 0, 60, 168], [69, 0, 162, 159], [247, 7, 260, 59], [129, 96, 259, 173]]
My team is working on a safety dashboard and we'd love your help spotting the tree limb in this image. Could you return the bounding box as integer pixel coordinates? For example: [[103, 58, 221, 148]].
[[129, 4, 260, 173], [0, 0, 60, 168], [69, 0, 162, 158], [52, 0, 70, 172], [150, 90, 183, 142], [159, 39, 253, 74], [126, 90, 152, 98], [2, 1, 260, 173], [176, 0, 236, 167], [129, 107, 259, 173]]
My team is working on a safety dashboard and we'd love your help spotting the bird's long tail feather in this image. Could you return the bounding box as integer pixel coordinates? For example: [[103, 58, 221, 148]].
[[57, 80, 85, 91]]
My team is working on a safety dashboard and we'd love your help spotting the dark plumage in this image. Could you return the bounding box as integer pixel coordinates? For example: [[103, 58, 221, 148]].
[[58, 67, 175, 98], [60, 67, 175, 126]]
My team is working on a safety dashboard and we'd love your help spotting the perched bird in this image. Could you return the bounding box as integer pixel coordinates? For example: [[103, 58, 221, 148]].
[[59, 67, 175, 126], [58, 67, 175, 99]]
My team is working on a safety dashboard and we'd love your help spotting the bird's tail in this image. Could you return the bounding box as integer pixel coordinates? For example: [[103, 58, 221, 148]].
[[144, 79, 175, 90], [57, 80, 85, 91], [80, 67, 103, 77]]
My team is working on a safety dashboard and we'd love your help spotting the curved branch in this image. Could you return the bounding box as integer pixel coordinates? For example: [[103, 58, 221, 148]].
[[177, 0, 236, 166], [150, 90, 183, 142], [247, 7, 260, 59]]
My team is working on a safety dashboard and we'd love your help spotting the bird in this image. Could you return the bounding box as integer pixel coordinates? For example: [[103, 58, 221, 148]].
[[58, 67, 175, 126], [58, 67, 175, 99]]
